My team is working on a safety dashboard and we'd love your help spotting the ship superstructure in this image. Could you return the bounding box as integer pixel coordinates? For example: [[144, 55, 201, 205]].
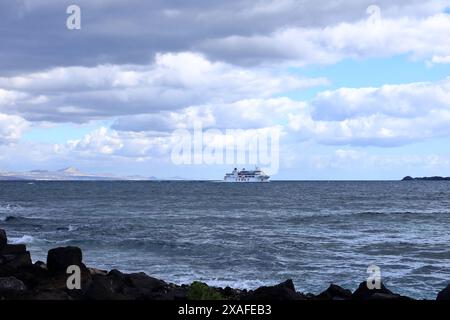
[[224, 167, 270, 182]]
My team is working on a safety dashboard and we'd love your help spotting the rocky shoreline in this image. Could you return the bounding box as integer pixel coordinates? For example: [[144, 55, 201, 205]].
[[402, 176, 450, 181], [1, 228, 450, 301]]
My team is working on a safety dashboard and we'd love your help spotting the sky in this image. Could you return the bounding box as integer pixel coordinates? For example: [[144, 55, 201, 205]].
[[1, 0, 450, 180]]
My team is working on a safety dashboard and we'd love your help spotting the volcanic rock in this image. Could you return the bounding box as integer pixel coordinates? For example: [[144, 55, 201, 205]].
[[47, 246, 83, 274]]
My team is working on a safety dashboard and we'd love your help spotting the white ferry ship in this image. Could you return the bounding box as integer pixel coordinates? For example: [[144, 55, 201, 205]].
[[224, 167, 270, 183]]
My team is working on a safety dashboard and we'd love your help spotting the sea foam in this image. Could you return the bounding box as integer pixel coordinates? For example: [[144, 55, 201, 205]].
[[9, 235, 35, 244]]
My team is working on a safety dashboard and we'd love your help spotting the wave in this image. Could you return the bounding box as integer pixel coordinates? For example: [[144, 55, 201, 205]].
[[9, 235, 35, 244], [356, 211, 450, 216], [0, 203, 22, 213], [0, 215, 19, 222], [56, 225, 78, 232]]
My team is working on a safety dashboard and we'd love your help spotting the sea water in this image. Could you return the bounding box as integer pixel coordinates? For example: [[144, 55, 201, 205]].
[[1, 180, 450, 299]]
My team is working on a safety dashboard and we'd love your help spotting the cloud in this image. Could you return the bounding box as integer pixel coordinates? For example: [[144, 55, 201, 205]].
[[3, 0, 450, 178], [112, 97, 307, 132], [1, 0, 449, 73], [0, 89, 28, 106], [7, 73, 450, 170], [200, 13, 450, 65], [63, 127, 171, 160], [0, 113, 29, 144], [430, 55, 450, 64], [0, 52, 325, 123], [310, 149, 450, 169], [311, 80, 450, 121], [288, 78, 450, 146], [111, 78, 450, 148], [66, 127, 123, 155]]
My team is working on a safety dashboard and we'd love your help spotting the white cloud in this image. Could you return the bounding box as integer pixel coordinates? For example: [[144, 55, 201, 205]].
[[63, 127, 170, 160], [0, 113, 29, 144], [113, 78, 450, 148], [67, 128, 124, 155], [112, 97, 307, 132], [3, 0, 449, 73], [0, 52, 326, 123], [0, 89, 28, 107], [430, 55, 450, 64], [201, 13, 450, 65], [109, 77, 450, 148], [285, 78, 450, 146], [310, 149, 450, 169], [311, 79, 450, 121]]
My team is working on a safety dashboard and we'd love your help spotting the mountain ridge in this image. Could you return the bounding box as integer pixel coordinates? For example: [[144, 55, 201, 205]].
[[0, 167, 151, 181]]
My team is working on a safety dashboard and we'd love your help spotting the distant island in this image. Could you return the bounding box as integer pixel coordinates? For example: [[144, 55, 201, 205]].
[[402, 176, 450, 181], [0, 167, 149, 181], [0, 167, 191, 181]]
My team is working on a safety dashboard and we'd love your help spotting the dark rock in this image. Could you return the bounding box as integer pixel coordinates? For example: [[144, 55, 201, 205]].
[[316, 284, 352, 300], [127, 272, 166, 292], [161, 284, 188, 300], [352, 281, 410, 300], [436, 284, 450, 300], [85, 273, 130, 300], [84, 269, 170, 300], [0, 229, 6, 249], [35, 290, 73, 300], [19, 289, 72, 300], [0, 244, 26, 255], [108, 269, 125, 279], [370, 293, 411, 300], [115, 270, 168, 299], [218, 286, 242, 300], [352, 281, 393, 299], [1, 252, 32, 269], [47, 246, 82, 274], [35, 265, 92, 298], [305, 293, 316, 300], [0, 276, 27, 294], [4, 264, 50, 289], [34, 261, 47, 270], [402, 176, 450, 181], [88, 267, 107, 276], [4, 216, 17, 222], [243, 279, 306, 300]]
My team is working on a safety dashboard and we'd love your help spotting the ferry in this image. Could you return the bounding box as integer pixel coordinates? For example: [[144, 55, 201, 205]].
[[224, 167, 270, 183]]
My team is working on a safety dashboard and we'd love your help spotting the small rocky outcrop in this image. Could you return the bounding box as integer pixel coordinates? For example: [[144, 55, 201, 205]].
[[0, 229, 7, 249], [85, 269, 170, 300], [47, 246, 83, 274], [352, 281, 411, 300], [436, 284, 450, 300], [0, 276, 27, 294], [242, 279, 306, 300], [402, 176, 450, 181], [0, 240, 32, 270], [316, 284, 352, 300]]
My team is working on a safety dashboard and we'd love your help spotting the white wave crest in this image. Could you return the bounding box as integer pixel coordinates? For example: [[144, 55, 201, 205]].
[[0, 203, 22, 213], [9, 235, 35, 244]]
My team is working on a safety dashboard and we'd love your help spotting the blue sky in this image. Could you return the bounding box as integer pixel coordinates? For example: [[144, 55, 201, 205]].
[[1, 0, 450, 180]]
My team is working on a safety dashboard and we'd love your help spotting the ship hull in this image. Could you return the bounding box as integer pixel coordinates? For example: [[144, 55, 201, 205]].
[[224, 177, 270, 183]]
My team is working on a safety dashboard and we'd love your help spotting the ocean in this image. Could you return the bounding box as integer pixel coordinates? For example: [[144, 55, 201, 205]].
[[1, 180, 450, 299]]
